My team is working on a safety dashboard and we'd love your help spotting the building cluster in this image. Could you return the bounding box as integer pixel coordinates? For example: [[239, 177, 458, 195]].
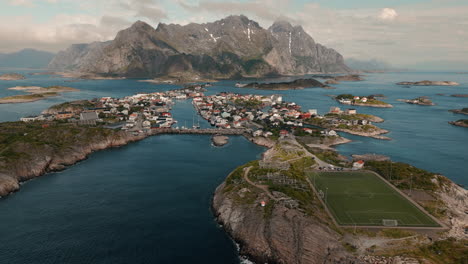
[[19, 88, 206, 131], [338, 95, 368, 105], [193, 92, 282, 129], [326, 107, 371, 126]]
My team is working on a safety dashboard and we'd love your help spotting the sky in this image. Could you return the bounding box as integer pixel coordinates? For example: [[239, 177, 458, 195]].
[[0, 0, 467, 70]]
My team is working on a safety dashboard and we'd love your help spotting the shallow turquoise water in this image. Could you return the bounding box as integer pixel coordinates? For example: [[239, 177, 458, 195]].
[[0, 70, 467, 263]]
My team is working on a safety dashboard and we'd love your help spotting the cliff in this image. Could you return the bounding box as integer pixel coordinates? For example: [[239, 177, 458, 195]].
[[0, 122, 146, 197], [213, 182, 356, 264], [48, 16, 351, 78]]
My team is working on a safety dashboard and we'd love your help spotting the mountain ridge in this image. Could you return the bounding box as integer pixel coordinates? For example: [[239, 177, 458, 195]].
[[0, 49, 55, 69], [48, 15, 351, 78]]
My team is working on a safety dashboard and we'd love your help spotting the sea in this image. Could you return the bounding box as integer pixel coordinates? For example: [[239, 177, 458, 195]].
[[0, 69, 467, 263]]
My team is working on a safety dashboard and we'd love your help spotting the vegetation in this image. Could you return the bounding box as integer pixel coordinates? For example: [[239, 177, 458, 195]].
[[365, 161, 442, 191], [0, 121, 118, 172], [391, 238, 468, 264]]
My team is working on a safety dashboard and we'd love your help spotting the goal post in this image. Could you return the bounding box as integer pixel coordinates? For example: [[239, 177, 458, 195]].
[[382, 219, 398, 227]]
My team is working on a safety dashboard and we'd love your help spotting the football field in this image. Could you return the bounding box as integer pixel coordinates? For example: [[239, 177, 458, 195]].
[[309, 171, 440, 227]]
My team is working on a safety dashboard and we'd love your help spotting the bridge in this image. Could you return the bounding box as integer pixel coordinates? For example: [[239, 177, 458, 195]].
[[149, 128, 251, 136]]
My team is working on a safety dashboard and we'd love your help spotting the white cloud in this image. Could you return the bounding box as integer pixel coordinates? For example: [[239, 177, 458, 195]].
[[0, 0, 467, 69], [8, 0, 35, 7], [378, 8, 398, 21]]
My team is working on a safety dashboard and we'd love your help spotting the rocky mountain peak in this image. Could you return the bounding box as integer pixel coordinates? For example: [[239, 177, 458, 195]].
[[49, 15, 351, 76], [269, 20, 294, 33]]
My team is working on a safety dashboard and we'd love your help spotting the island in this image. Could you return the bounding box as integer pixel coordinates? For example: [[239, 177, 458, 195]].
[[139, 72, 217, 85], [0, 73, 26, 80], [322, 74, 364, 85], [398, 96, 435, 106], [0, 88, 466, 264], [449, 108, 468, 115], [212, 135, 229, 146], [451, 94, 468, 98], [334, 94, 393, 108], [396, 80, 460, 86], [213, 132, 466, 263], [237, 78, 329, 90], [0, 86, 79, 104], [449, 119, 468, 128]]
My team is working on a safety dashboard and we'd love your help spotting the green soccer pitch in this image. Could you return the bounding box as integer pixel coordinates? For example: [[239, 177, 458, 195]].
[[308, 171, 440, 227]]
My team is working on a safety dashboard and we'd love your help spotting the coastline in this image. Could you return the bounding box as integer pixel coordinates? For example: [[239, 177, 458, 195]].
[[211, 135, 467, 263]]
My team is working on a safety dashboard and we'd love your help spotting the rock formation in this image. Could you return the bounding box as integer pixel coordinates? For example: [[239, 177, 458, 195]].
[[49, 15, 351, 78]]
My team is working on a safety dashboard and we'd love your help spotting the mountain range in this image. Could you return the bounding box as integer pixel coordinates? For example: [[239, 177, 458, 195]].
[[344, 58, 405, 72], [48, 15, 351, 78], [0, 49, 55, 69]]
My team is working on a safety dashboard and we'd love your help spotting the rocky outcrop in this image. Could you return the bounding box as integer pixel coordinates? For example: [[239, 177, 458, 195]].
[[212, 135, 229, 146], [48, 16, 351, 78], [449, 119, 468, 128], [0, 127, 146, 197], [213, 182, 355, 264], [243, 78, 327, 90], [397, 80, 459, 86], [0, 73, 26, 80]]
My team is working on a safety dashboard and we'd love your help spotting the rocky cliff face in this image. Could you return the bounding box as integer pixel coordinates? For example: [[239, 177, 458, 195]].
[[49, 15, 351, 78], [0, 126, 146, 197], [213, 182, 356, 264]]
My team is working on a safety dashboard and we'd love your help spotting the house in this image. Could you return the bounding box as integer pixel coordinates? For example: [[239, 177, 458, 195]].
[[20, 116, 40, 122], [353, 160, 365, 169], [353, 96, 360, 100], [308, 109, 318, 116], [299, 112, 312, 119], [79, 111, 99, 125], [302, 128, 313, 134], [340, 99, 352, 105], [329, 107, 341, 114], [56, 111, 73, 120], [128, 113, 138, 121], [142, 120, 151, 128], [280, 130, 289, 137], [345, 109, 357, 115], [325, 129, 337, 136], [361, 97, 368, 103], [253, 130, 263, 137]]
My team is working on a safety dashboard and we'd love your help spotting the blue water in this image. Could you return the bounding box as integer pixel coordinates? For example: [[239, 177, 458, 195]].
[[0, 70, 467, 263], [0, 135, 264, 263]]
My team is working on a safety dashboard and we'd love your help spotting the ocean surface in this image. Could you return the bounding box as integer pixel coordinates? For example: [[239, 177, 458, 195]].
[[0, 70, 467, 263]]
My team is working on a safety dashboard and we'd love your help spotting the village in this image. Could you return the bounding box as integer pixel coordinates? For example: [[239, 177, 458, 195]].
[[17, 83, 386, 142]]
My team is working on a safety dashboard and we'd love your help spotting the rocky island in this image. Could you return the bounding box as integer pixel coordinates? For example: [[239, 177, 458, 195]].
[[451, 94, 468, 98], [449, 119, 468, 128], [449, 108, 468, 115], [334, 94, 393, 108], [213, 134, 467, 263], [212, 135, 229, 146], [239, 78, 328, 90], [0, 73, 26, 80], [397, 80, 460, 86], [0, 86, 79, 104], [398, 96, 436, 106]]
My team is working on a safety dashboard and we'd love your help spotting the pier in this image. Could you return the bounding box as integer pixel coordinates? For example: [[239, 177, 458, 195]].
[[149, 128, 250, 136]]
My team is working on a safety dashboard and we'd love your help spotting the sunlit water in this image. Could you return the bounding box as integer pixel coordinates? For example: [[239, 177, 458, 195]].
[[0, 70, 467, 263]]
